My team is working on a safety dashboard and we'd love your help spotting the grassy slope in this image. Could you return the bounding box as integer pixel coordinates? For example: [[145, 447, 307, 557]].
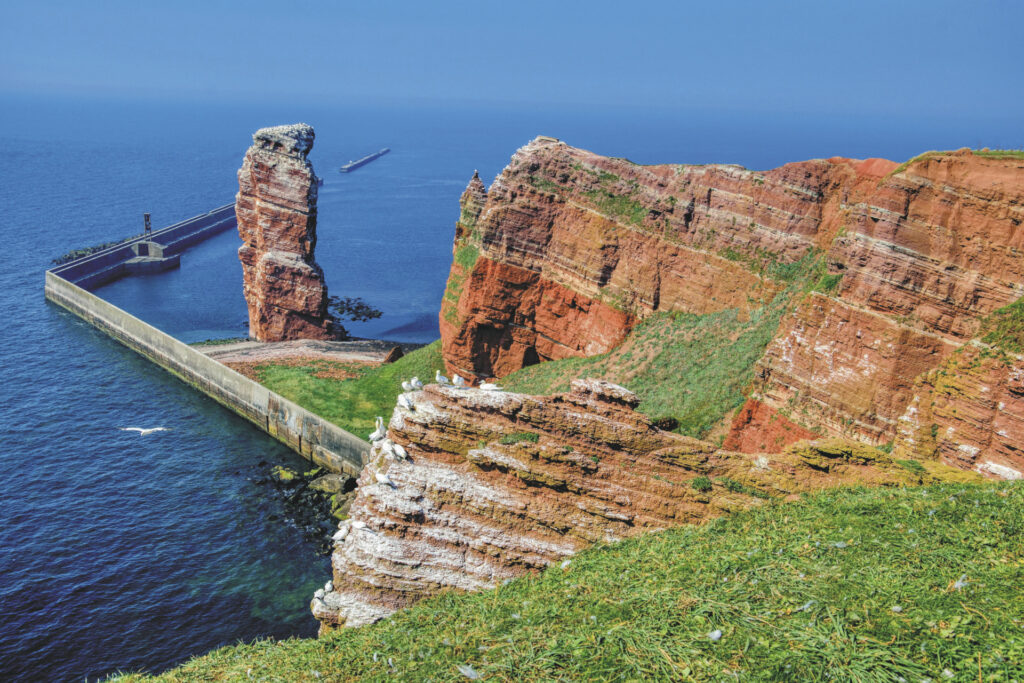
[[120, 481, 1023, 682], [253, 342, 444, 438], [501, 254, 828, 440]]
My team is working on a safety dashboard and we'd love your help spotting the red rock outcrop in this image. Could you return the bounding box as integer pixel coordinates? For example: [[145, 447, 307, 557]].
[[441, 140, 1024, 473], [236, 123, 334, 341], [893, 345, 1024, 479], [743, 151, 1024, 453], [311, 379, 976, 631]]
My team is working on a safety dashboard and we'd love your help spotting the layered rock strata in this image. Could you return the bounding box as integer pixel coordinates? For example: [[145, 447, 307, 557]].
[[312, 379, 972, 631], [236, 123, 334, 341], [440, 140, 1024, 474]]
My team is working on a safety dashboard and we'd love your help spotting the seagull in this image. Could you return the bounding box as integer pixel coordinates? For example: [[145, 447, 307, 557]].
[[480, 382, 501, 391], [401, 380, 413, 392], [375, 472, 395, 487], [119, 427, 169, 436], [436, 370, 450, 385], [453, 374, 467, 388], [411, 376, 424, 390], [369, 416, 385, 442], [398, 394, 415, 411], [393, 443, 408, 460]]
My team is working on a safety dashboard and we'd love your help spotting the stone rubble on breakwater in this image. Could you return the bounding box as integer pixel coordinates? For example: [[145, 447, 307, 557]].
[[236, 123, 336, 342]]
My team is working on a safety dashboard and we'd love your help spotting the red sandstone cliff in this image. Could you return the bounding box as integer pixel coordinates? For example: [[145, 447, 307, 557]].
[[439, 140, 1024, 477], [312, 380, 975, 631], [236, 123, 334, 341]]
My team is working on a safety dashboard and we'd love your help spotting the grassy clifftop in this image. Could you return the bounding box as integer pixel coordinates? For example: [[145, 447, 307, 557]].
[[118, 481, 1023, 681]]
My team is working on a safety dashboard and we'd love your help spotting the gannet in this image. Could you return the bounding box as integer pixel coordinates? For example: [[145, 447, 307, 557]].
[[375, 472, 395, 487], [119, 427, 169, 436], [479, 382, 501, 391], [411, 376, 423, 390], [398, 394, 415, 411], [368, 416, 386, 442], [435, 370, 450, 385], [393, 443, 408, 460], [401, 380, 413, 393], [453, 374, 467, 388]]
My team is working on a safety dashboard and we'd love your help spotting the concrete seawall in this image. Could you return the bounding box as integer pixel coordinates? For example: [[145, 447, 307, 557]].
[[45, 271, 369, 476]]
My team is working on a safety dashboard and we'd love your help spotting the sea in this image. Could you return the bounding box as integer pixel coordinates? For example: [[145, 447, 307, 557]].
[[0, 93, 1018, 681]]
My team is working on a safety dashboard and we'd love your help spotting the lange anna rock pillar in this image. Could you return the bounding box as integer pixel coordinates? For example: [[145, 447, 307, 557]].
[[236, 123, 334, 341]]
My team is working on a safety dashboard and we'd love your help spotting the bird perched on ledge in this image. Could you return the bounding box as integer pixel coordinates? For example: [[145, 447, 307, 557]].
[[435, 370, 450, 385], [369, 416, 385, 442], [401, 380, 413, 392], [479, 382, 502, 392], [453, 374, 467, 388], [398, 394, 415, 411], [411, 376, 424, 390]]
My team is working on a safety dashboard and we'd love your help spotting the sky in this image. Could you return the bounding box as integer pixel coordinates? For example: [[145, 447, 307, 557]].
[[2, 0, 1022, 120]]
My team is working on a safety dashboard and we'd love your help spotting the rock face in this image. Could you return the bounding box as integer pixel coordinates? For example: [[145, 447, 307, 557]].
[[311, 379, 973, 630], [236, 123, 334, 341], [440, 140, 1024, 475]]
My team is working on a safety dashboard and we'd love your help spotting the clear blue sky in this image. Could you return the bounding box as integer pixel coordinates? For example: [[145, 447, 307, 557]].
[[2, 0, 1021, 117]]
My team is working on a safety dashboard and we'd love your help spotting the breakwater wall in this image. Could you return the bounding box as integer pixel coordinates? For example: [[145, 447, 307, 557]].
[[45, 266, 369, 477], [52, 204, 237, 289]]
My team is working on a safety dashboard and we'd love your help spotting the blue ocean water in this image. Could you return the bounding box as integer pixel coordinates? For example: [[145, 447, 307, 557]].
[[0, 94, 1018, 681]]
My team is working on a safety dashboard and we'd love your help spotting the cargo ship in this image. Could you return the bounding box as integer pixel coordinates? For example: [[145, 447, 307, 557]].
[[339, 148, 390, 173]]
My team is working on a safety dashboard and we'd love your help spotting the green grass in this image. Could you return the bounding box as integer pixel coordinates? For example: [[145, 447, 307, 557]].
[[498, 431, 540, 445], [253, 341, 444, 438], [979, 296, 1024, 354], [500, 254, 826, 439], [123, 481, 1024, 682], [972, 148, 1024, 160], [584, 189, 648, 227]]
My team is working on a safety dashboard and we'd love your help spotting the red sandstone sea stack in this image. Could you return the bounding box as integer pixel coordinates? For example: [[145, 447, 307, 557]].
[[236, 123, 334, 341]]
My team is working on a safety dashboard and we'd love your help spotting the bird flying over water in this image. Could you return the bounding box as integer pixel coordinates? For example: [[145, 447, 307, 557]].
[[119, 427, 169, 436]]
